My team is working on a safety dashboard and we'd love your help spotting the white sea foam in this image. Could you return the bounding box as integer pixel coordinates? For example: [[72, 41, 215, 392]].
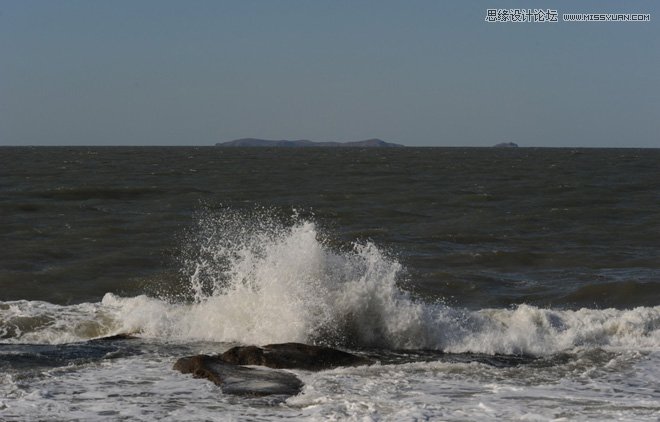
[[3, 347, 656, 421], [0, 299, 111, 344], [2, 213, 659, 355]]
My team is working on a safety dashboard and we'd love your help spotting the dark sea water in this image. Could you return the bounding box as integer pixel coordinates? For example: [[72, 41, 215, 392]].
[[1, 147, 659, 420]]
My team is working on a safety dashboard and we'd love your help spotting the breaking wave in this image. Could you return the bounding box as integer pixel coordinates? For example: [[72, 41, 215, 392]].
[[2, 209, 659, 355]]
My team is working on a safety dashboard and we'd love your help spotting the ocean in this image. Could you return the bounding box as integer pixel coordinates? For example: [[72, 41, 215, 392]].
[[1, 146, 659, 421]]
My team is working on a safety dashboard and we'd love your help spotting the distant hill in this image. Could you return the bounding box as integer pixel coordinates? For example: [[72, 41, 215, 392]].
[[215, 138, 404, 148], [493, 142, 519, 148]]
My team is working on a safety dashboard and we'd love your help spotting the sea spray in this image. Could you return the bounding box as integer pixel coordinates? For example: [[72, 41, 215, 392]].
[[2, 209, 659, 355], [103, 209, 660, 354], [167, 207, 430, 347], [0, 300, 115, 344]]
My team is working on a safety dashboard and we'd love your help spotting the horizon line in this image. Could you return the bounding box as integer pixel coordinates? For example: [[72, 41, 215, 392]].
[[1, 144, 659, 149]]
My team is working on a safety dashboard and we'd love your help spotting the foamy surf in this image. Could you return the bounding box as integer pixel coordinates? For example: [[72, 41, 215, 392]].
[[2, 212, 659, 356]]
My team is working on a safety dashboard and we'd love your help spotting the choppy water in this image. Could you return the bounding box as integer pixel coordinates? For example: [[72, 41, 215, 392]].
[[1, 147, 659, 421]]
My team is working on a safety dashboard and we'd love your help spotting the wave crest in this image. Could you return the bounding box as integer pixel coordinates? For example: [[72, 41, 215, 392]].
[[3, 209, 659, 354]]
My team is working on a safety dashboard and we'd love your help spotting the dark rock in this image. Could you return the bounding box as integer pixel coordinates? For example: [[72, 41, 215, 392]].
[[174, 343, 372, 396], [174, 355, 303, 397], [220, 342, 373, 371], [89, 333, 138, 342]]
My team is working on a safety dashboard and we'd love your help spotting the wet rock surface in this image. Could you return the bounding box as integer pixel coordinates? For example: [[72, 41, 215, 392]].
[[220, 342, 373, 371], [174, 342, 373, 397], [174, 355, 304, 397]]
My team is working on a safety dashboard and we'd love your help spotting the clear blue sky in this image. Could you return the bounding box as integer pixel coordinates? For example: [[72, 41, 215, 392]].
[[1, 1, 658, 147]]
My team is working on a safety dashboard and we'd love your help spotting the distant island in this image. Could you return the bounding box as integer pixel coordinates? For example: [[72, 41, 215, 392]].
[[493, 142, 519, 148], [215, 138, 404, 148]]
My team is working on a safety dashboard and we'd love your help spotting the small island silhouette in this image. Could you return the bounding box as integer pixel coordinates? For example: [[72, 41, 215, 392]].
[[493, 142, 519, 148], [216, 138, 404, 148]]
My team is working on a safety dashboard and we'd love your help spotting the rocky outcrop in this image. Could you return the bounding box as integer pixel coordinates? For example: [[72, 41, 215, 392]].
[[174, 355, 304, 397], [220, 342, 373, 371], [173, 342, 372, 397], [90, 333, 138, 342]]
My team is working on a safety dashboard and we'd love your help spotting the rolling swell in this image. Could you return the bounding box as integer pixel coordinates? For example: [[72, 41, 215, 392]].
[[29, 186, 163, 201], [560, 280, 660, 308]]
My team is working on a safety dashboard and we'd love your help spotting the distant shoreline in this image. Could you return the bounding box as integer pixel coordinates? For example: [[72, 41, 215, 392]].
[[215, 138, 404, 148]]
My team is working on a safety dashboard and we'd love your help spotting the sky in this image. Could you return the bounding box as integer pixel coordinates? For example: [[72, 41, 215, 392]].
[[0, 1, 658, 147]]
